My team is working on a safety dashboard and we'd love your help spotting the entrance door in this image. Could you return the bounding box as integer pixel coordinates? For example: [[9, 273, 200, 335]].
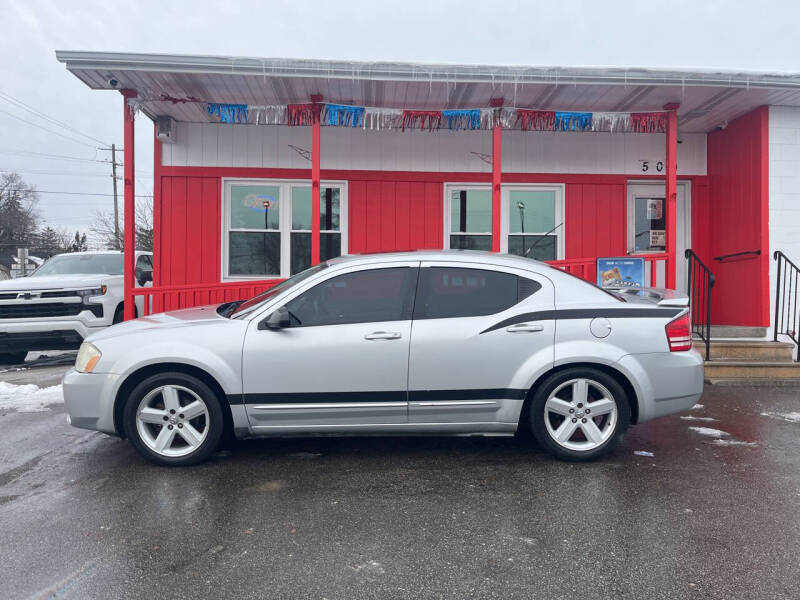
[[627, 182, 691, 292]]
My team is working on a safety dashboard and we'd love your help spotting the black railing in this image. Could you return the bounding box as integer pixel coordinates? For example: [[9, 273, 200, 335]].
[[773, 251, 800, 352], [685, 249, 715, 360], [714, 249, 761, 262]]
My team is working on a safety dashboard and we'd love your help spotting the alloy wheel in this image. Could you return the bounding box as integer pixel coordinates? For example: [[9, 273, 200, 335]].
[[543, 378, 618, 452], [135, 385, 210, 457]]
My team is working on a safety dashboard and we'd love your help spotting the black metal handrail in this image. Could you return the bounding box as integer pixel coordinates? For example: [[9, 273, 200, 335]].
[[714, 249, 761, 262], [773, 251, 800, 353], [685, 249, 715, 360]]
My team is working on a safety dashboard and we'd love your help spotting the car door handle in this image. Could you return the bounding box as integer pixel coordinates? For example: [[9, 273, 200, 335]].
[[505, 323, 544, 333], [364, 331, 402, 340]]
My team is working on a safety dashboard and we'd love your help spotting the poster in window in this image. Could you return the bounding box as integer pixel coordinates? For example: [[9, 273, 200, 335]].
[[597, 257, 645, 289], [646, 198, 663, 220], [649, 230, 665, 248]]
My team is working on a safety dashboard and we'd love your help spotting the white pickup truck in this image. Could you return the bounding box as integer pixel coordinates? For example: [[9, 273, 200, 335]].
[[0, 250, 153, 364]]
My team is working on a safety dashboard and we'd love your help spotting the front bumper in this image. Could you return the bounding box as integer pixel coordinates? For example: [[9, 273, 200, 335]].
[[0, 320, 107, 352], [617, 350, 704, 422], [62, 368, 121, 435]]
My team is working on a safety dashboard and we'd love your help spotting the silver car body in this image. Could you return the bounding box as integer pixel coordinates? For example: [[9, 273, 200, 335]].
[[62, 251, 704, 438]]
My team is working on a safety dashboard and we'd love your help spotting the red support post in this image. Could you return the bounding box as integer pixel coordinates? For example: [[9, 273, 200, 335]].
[[664, 102, 679, 289], [122, 90, 137, 320], [490, 98, 504, 252], [311, 94, 323, 265]]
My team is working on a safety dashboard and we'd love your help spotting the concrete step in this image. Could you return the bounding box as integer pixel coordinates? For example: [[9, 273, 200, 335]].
[[708, 325, 768, 338], [706, 340, 795, 362], [703, 359, 800, 381]]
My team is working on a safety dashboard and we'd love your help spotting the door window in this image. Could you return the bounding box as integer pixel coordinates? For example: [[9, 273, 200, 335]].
[[633, 196, 666, 252], [507, 189, 558, 260], [413, 267, 540, 320], [285, 267, 417, 327]]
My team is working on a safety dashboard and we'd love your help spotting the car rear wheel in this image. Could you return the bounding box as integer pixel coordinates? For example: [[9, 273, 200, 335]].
[[529, 367, 630, 461], [0, 351, 27, 365], [123, 372, 224, 466]]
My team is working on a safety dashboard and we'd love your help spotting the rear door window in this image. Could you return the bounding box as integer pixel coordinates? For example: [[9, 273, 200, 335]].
[[285, 267, 417, 327], [413, 267, 540, 319]]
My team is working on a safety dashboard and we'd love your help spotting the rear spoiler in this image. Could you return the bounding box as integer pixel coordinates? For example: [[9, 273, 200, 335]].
[[611, 287, 690, 308]]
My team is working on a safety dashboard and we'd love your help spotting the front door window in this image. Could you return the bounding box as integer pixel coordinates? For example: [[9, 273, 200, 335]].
[[633, 196, 666, 253]]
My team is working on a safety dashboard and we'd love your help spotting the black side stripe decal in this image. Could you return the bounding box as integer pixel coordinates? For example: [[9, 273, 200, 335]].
[[480, 307, 683, 334], [230, 388, 527, 406]]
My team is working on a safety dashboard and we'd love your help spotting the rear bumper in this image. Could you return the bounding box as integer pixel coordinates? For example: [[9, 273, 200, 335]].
[[61, 368, 120, 435], [617, 350, 704, 422]]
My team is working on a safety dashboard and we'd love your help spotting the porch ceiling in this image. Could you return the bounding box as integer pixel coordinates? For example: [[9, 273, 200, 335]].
[[56, 51, 800, 133]]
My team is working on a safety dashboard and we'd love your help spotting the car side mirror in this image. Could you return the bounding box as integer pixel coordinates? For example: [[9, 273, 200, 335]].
[[139, 269, 153, 285], [263, 306, 291, 330]]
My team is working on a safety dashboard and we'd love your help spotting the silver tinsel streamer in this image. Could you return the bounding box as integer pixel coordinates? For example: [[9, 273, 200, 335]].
[[250, 105, 288, 125], [590, 112, 631, 133], [479, 108, 515, 129], [362, 107, 403, 130]]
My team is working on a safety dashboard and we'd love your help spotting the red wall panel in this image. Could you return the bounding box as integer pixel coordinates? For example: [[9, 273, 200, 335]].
[[564, 183, 626, 259], [706, 106, 769, 326], [348, 180, 443, 253]]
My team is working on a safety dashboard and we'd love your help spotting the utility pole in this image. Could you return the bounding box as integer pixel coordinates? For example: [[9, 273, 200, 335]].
[[111, 143, 120, 250]]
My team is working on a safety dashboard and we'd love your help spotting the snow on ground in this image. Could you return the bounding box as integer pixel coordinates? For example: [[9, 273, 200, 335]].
[[0, 381, 64, 413], [680, 415, 717, 422], [710, 439, 758, 447], [691, 404, 704, 410], [760, 412, 800, 423], [688, 426, 728, 438]]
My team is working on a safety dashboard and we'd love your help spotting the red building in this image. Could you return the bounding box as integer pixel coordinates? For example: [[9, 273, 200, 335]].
[[57, 52, 800, 338]]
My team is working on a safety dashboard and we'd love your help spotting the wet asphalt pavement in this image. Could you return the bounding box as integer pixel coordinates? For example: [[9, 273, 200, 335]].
[[1, 365, 800, 599]]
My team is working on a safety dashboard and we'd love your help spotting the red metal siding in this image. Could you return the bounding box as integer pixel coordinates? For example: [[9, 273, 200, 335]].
[[706, 106, 769, 327], [564, 183, 627, 259], [348, 180, 442, 253]]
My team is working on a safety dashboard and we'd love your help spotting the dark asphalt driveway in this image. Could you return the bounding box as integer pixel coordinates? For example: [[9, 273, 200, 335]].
[[1, 377, 799, 599]]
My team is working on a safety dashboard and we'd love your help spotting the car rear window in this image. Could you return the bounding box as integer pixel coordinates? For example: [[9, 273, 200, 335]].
[[413, 267, 541, 320]]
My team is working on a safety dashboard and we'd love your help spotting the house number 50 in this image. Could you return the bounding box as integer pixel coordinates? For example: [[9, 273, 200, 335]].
[[640, 160, 665, 173]]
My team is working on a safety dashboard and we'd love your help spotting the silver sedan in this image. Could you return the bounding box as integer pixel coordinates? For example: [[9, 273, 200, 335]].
[[62, 251, 704, 466]]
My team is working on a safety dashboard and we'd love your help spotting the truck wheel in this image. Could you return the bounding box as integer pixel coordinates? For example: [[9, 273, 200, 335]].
[[0, 352, 27, 365]]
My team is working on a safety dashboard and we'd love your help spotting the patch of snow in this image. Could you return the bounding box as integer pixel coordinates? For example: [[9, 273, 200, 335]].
[[760, 412, 800, 423], [0, 381, 63, 413], [680, 416, 717, 422], [691, 404, 705, 410], [688, 426, 728, 438], [710, 439, 758, 447], [634, 450, 654, 457]]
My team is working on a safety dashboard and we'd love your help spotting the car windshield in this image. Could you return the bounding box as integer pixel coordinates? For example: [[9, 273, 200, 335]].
[[230, 262, 329, 319], [31, 254, 124, 276]]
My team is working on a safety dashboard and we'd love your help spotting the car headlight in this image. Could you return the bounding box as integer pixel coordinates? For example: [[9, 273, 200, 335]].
[[75, 342, 102, 373], [76, 286, 107, 301]]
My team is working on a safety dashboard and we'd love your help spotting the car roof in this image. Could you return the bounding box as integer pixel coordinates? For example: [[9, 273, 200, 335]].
[[327, 250, 556, 273]]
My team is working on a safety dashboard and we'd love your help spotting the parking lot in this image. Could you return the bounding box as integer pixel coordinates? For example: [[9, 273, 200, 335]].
[[1, 359, 800, 599]]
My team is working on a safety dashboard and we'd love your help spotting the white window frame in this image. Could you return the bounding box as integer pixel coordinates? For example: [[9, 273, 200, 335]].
[[221, 178, 348, 281], [443, 183, 565, 260]]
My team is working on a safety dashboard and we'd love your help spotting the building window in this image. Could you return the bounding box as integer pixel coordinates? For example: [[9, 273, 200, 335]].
[[504, 187, 563, 261], [223, 179, 347, 280], [447, 188, 492, 250], [443, 184, 564, 260]]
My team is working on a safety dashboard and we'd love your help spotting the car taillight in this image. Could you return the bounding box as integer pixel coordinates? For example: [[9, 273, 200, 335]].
[[665, 313, 692, 352]]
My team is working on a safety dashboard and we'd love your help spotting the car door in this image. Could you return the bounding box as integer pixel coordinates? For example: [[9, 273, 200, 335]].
[[408, 261, 555, 429], [241, 262, 419, 433]]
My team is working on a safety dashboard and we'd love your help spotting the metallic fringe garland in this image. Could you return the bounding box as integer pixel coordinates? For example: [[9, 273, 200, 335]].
[[287, 103, 317, 126], [362, 108, 403, 130], [516, 109, 555, 131], [630, 112, 667, 133], [441, 109, 481, 130], [401, 110, 442, 131], [325, 104, 365, 127], [207, 103, 248, 124], [250, 105, 287, 125], [590, 112, 631, 133], [554, 111, 592, 131]]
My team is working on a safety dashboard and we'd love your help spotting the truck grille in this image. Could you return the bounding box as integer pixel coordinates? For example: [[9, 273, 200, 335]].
[[0, 303, 103, 319]]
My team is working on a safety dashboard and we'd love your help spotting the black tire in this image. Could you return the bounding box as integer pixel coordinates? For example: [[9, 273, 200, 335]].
[[112, 305, 124, 324], [123, 372, 225, 466], [529, 367, 630, 462], [0, 351, 27, 365]]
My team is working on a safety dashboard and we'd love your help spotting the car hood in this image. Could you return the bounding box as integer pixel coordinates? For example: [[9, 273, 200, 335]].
[[0, 274, 116, 290], [86, 304, 230, 342]]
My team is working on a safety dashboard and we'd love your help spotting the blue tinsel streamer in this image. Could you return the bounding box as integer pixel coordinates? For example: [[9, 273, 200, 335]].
[[207, 103, 249, 124], [554, 111, 592, 131], [442, 109, 481, 130], [325, 103, 365, 127]]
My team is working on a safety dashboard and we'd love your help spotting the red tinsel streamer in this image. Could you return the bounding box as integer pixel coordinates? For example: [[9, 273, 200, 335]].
[[516, 109, 555, 131], [630, 112, 667, 133], [401, 110, 442, 132], [288, 103, 317, 126]]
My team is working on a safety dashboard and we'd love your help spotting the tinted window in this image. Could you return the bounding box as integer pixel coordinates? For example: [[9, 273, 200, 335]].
[[414, 267, 540, 320], [32, 254, 123, 276], [285, 267, 416, 327]]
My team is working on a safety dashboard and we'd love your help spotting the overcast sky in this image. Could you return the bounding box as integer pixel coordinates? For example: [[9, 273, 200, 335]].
[[2, 0, 799, 245]]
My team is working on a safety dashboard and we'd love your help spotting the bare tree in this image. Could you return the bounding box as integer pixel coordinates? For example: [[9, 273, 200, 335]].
[[91, 196, 153, 252], [0, 172, 40, 267]]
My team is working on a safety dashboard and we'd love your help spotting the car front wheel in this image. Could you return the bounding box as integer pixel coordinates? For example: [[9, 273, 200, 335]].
[[123, 372, 224, 466], [529, 367, 630, 461]]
